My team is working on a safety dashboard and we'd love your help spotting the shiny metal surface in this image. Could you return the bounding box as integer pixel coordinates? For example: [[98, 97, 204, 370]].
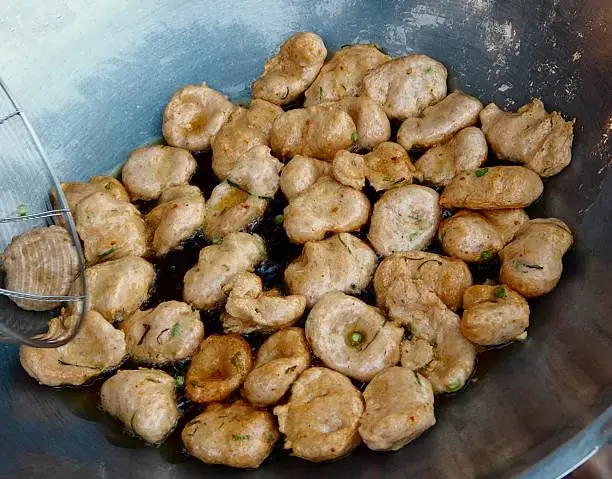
[[0, 0, 610, 477], [0, 79, 87, 346]]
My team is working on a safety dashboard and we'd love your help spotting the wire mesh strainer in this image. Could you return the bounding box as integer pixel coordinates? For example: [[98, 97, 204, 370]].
[[0, 78, 87, 347]]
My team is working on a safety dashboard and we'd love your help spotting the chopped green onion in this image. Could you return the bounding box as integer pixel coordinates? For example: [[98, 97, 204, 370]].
[[348, 331, 363, 347], [227, 179, 246, 191], [227, 179, 273, 200], [373, 44, 388, 54], [351, 131, 359, 143], [232, 434, 251, 441], [273, 214, 284, 225], [417, 259, 443, 271], [446, 380, 463, 393], [319, 86, 324, 101], [494, 286, 507, 299], [175, 375, 185, 388], [475, 167, 489, 177], [170, 323, 181, 337], [414, 372, 422, 386], [230, 352, 241, 367], [480, 250, 492, 261], [279, 86, 290, 99], [338, 234, 353, 255], [408, 231, 421, 242], [514, 259, 544, 272], [98, 246, 116, 258], [16, 204, 28, 217]]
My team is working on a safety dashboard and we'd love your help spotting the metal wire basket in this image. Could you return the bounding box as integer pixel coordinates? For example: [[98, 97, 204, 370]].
[[0, 78, 87, 347]]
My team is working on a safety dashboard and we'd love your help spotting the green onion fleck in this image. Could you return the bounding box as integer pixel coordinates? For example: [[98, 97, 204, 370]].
[[319, 86, 324, 101], [227, 179, 246, 191], [446, 380, 464, 393], [348, 331, 363, 347], [494, 286, 507, 299], [408, 231, 421, 242], [338, 234, 353, 255], [514, 259, 544, 272], [175, 375, 185, 388], [351, 131, 359, 143], [273, 214, 284, 225], [279, 86, 290, 100], [170, 323, 181, 337], [480, 250, 492, 261], [98, 246, 116, 258], [227, 179, 273, 200], [230, 352, 241, 367], [475, 167, 489, 177], [17, 204, 28, 217], [232, 434, 251, 441], [373, 44, 388, 54], [414, 372, 422, 386]]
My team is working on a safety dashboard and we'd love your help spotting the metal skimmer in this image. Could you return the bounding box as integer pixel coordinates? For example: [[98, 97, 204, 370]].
[[0, 78, 87, 347]]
